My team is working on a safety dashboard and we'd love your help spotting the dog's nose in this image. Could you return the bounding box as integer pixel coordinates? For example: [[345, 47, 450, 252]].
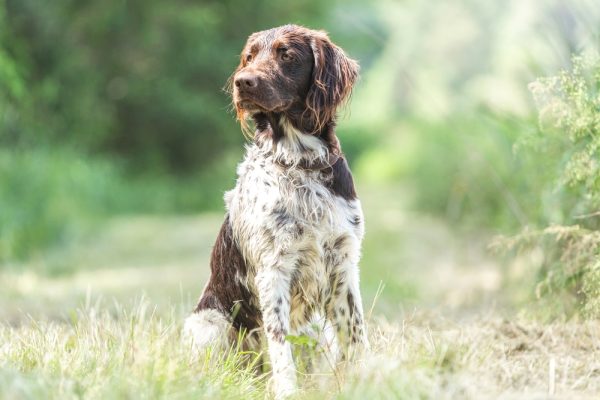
[[234, 72, 258, 90]]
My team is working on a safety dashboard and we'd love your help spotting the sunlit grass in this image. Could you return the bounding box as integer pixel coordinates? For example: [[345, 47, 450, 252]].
[[2, 298, 599, 399], [1, 193, 599, 399], [0, 299, 267, 400]]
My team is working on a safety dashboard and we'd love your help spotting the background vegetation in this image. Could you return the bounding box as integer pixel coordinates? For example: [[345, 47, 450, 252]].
[[1, 0, 600, 398]]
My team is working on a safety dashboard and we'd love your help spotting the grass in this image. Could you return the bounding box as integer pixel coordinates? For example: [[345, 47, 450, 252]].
[[0, 299, 267, 399], [2, 301, 599, 399], [1, 185, 599, 399]]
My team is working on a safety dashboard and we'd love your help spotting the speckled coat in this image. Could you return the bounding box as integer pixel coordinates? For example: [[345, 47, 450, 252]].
[[184, 116, 368, 395], [184, 24, 368, 399]]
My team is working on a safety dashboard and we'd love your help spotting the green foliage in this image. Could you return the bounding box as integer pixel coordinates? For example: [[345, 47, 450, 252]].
[[285, 334, 319, 349], [0, 148, 113, 262], [356, 113, 552, 232], [530, 54, 600, 214], [1, 0, 332, 172], [402, 115, 537, 230], [497, 54, 600, 318], [0, 147, 234, 264]]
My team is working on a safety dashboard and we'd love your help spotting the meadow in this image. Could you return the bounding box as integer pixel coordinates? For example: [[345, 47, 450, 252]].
[[2, 184, 599, 399], [2, 0, 600, 398]]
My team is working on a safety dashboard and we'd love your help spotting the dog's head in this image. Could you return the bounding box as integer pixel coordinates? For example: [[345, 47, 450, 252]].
[[230, 25, 359, 135]]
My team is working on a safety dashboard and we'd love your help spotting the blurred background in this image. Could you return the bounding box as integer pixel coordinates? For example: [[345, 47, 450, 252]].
[[1, 0, 600, 321]]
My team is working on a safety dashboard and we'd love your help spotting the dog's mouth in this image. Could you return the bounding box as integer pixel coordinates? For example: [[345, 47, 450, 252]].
[[235, 96, 293, 116], [237, 100, 264, 114]]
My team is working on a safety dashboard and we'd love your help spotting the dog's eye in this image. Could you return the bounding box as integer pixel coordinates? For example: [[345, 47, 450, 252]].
[[280, 51, 292, 61], [245, 54, 253, 63]]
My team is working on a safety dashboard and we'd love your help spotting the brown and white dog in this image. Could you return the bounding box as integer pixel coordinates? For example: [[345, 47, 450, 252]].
[[184, 24, 368, 398]]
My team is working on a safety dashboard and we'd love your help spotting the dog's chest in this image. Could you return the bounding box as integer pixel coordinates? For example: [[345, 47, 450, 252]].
[[226, 147, 354, 248], [225, 145, 363, 325]]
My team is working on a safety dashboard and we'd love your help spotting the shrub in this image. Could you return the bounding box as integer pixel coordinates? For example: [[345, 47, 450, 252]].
[[496, 53, 600, 318]]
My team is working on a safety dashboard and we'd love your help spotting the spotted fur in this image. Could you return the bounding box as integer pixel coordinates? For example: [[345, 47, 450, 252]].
[[183, 25, 368, 399]]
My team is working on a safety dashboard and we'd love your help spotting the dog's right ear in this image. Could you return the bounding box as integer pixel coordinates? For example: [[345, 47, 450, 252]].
[[304, 31, 359, 133]]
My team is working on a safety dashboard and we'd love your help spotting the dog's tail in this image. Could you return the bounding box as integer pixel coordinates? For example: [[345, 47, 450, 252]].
[[183, 308, 233, 353]]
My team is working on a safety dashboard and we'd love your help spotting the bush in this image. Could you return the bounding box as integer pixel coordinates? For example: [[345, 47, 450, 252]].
[[496, 53, 600, 318]]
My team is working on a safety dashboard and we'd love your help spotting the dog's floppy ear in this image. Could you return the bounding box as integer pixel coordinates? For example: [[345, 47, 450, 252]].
[[304, 31, 359, 133]]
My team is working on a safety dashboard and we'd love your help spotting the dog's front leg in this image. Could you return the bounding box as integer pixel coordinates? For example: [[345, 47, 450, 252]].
[[326, 244, 369, 361], [256, 267, 296, 399]]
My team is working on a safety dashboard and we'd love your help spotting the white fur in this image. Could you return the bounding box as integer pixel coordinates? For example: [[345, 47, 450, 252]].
[[183, 309, 232, 353]]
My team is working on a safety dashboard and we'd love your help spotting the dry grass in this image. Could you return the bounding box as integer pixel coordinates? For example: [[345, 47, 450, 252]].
[[1, 301, 598, 399], [1, 190, 599, 399]]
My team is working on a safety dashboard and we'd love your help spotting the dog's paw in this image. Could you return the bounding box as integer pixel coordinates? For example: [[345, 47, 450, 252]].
[[267, 365, 298, 400], [268, 377, 297, 400]]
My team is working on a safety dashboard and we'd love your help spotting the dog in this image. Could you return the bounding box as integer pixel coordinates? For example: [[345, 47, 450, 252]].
[[184, 24, 368, 398]]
